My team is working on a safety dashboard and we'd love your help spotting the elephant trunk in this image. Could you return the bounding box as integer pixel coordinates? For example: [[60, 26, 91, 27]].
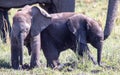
[[97, 41, 103, 66], [104, 0, 118, 40], [19, 33, 24, 66]]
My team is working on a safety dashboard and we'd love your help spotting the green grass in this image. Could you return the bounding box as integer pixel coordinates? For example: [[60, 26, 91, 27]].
[[0, 0, 120, 75]]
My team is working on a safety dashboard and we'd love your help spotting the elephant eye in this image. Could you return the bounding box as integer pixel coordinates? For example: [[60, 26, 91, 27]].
[[20, 28, 29, 33], [26, 28, 29, 31], [25, 28, 29, 33], [95, 37, 99, 41], [95, 37, 102, 41]]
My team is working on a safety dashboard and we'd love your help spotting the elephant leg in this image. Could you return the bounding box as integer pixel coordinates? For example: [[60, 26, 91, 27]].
[[86, 48, 97, 65], [76, 43, 85, 57], [11, 39, 19, 69], [25, 41, 31, 55], [30, 33, 41, 68], [47, 57, 60, 69], [1, 26, 7, 43], [77, 43, 97, 65], [83, 45, 97, 65], [0, 11, 7, 43], [2, 17, 8, 43], [41, 37, 60, 68], [3, 9, 11, 37], [43, 45, 60, 69], [11, 46, 19, 69]]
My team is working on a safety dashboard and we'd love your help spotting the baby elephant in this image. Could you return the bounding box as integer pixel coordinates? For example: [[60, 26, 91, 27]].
[[41, 13, 104, 69], [11, 5, 51, 69]]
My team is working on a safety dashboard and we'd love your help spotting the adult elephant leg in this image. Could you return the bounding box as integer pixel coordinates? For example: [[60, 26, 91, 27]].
[[0, 10, 7, 43], [3, 9, 11, 38], [30, 33, 41, 68], [2, 15, 8, 43]]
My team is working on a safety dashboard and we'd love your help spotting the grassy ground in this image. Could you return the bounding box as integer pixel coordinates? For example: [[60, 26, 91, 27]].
[[0, 0, 120, 75]]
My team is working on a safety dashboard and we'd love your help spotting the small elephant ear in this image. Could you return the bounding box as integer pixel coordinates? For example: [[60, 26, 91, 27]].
[[67, 15, 87, 44], [67, 16, 80, 36], [31, 6, 52, 37], [32, 6, 51, 18]]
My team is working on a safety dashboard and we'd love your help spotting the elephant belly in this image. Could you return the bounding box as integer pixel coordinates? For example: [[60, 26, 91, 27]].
[[41, 22, 75, 52]]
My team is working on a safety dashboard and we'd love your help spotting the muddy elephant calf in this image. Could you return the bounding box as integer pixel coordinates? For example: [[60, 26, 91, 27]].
[[41, 13, 104, 69], [11, 5, 51, 69]]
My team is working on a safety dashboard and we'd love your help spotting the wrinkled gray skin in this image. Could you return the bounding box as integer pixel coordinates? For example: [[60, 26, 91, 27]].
[[11, 5, 51, 69], [104, 0, 119, 40], [41, 13, 104, 69]]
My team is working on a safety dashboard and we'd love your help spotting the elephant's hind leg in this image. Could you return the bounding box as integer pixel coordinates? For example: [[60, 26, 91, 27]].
[[41, 34, 60, 69], [42, 43, 60, 69], [30, 34, 41, 68]]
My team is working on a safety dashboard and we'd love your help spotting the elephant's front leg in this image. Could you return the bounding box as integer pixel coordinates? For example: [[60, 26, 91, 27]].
[[77, 43, 97, 65], [30, 33, 41, 68], [11, 38, 19, 69], [86, 48, 97, 65]]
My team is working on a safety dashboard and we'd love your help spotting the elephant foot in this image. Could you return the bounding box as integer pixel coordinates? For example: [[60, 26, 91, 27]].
[[30, 61, 41, 69], [22, 63, 30, 69], [92, 60, 97, 65], [11, 60, 19, 69], [98, 62, 106, 68], [20, 63, 40, 70], [12, 65, 23, 70], [53, 64, 64, 71]]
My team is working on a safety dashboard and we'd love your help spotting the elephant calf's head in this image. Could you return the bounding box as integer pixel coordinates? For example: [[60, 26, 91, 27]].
[[67, 14, 104, 65], [12, 11, 31, 40]]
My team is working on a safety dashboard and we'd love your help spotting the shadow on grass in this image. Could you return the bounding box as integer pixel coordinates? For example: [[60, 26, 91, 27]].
[[0, 59, 11, 69]]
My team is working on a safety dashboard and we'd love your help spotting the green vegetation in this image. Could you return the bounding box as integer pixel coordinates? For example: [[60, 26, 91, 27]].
[[0, 0, 120, 75]]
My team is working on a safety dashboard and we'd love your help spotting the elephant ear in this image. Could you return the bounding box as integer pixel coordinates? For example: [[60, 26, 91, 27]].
[[31, 6, 52, 37], [32, 6, 51, 18], [67, 15, 87, 44]]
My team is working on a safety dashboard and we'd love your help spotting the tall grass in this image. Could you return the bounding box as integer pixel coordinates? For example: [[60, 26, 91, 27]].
[[0, 0, 120, 75]]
